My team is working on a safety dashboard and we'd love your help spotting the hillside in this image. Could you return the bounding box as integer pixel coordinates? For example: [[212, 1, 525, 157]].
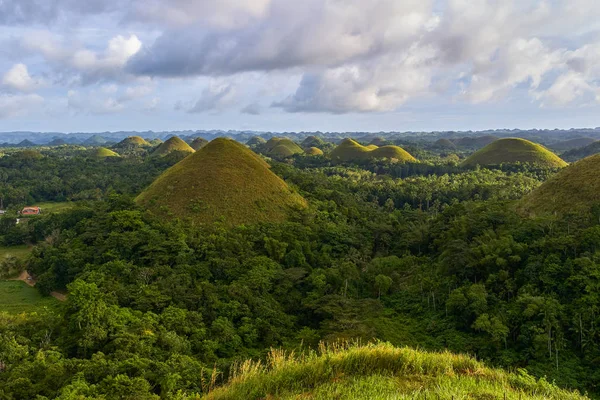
[[562, 140, 600, 161], [263, 138, 304, 158], [305, 147, 324, 156], [113, 136, 151, 148], [520, 153, 600, 216], [369, 137, 389, 146], [247, 136, 267, 147], [330, 139, 415, 163], [93, 147, 119, 158], [434, 138, 457, 149], [550, 137, 596, 152], [461, 138, 567, 168], [452, 135, 498, 149], [301, 135, 325, 148], [136, 138, 307, 226], [190, 137, 209, 151], [204, 343, 586, 400], [152, 136, 195, 156]]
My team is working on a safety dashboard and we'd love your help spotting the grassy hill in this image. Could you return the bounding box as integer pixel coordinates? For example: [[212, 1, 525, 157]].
[[93, 147, 120, 158], [520, 153, 600, 216], [136, 138, 307, 226], [152, 136, 195, 157], [263, 138, 304, 158], [435, 138, 457, 149], [330, 139, 415, 163], [203, 343, 586, 400], [551, 137, 596, 152], [305, 147, 324, 156], [301, 136, 325, 148], [369, 137, 389, 146], [190, 137, 209, 151], [562, 140, 600, 162], [247, 136, 267, 147], [113, 136, 151, 148], [461, 138, 567, 168]]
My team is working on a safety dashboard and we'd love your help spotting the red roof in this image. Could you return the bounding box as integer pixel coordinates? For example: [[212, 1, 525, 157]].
[[22, 207, 40, 215]]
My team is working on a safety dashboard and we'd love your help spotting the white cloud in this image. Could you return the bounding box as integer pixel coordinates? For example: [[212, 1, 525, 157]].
[[188, 82, 236, 113], [68, 89, 125, 114], [0, 93, 44, 119], [2, 63, 45, 92]]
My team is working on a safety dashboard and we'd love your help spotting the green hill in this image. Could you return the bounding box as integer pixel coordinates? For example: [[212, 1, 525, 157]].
[[136, 138, 307, 226], [84, 135, 108, 145], [152, 136, 195, 157], [305, 147, 324, 156], [113, 136, 151, 149], [204, 343, 586, 400], [301, 135, 325, 148], [562, 140, 600, 162], [461, 138, 567, 168], [149, 138, 163, 146], [190, 137, 209, 151], [93, 147, 119, 158], [247, 136, 267, 147], [551, 137, 596, 152], [520, 154, 600, 216], [369, 137, 389, 146], [435, 138, 457, 149], [330, 139, 415, 163], [48, 138, 67, 146], [263, 138, 304, 158]]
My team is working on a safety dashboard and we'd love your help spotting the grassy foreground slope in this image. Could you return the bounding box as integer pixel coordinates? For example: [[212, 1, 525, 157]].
[[136, 138, 307, 226], [0, 281, 57, 313], [520, 154, 600, 216], [331, 139, 415, 163], [462, 138, 567, 168], [203, 343, 586, 400], [153, 136, 195, 156]]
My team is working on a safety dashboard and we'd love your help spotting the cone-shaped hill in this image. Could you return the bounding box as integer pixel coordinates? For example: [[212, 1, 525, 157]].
[[330, 139, 415, 163], [520, 154, 600, 216], [301, 135, 325, 148], [562, 140, 600, 162], [190, 137, 209, 151], [305, 147, 324, 156], [136, 138, 307, 226], [94, 147, 120, 158], [246, 136, 267, 147], [435, 138, 457, 149], [152, 136, 195, 157], [461, 138, 567, 168], [114, 136, 151, 148], [263, 138, 304, 158], [369, 137, 389, 146]]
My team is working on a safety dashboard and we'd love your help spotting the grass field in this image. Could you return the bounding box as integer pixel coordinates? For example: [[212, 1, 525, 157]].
[[0, 245, 32, 260], [35, 202, 76, 213], [0, 281, 57, 313]]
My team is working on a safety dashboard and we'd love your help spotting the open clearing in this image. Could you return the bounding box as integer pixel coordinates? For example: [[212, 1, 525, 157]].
[[0, 245, 32, 260], [0, 280, 58, 313]]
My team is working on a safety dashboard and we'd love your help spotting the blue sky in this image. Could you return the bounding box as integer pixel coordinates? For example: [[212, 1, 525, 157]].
[[1, 0, 599, 133]]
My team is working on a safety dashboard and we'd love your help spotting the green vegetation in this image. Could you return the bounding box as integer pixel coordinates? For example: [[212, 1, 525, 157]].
[[305, 147, 324, 156], [551, 137, 596, 152], [262, 137, 304, 158], [0, 281, 57, 313], [461, 138, 567, 168], [0, 246, 32, 260], [153, 136, 195, 157], [369, 137, 389, 146], [302, 135, 325, 148], [521, 153, 600, 216], [246, 136, 267, 147], [452, 135, 498, 149], [562, 140, 600, 161], [205, 343, 585, 400], [435, 138, 456, 149], [136, 138, 307, 225], [113, 136, 151, 148], [190, 137, 209, 151], [93, 147, 120, 158], [330, 139, 416, 163]]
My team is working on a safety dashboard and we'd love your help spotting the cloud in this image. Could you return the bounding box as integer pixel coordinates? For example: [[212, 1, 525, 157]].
[[188, 82, 236, 113], [68, 89, 125, 114], [0, 93, 44, 119], [0, 0, 124, 25], [2, 63, 46, 92], [241, 102, 261, 115]]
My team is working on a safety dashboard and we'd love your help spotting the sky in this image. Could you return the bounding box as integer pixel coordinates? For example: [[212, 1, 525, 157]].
[[1, 0, 600, 133]]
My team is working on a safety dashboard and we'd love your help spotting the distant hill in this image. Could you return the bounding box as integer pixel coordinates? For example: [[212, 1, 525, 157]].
[[301, 136, 325, 148], [550, 137, 596, 152], [330, 139, 415, 163], [434, 138, 457, 149], [93, 147, 120, 158], [305, 147, 324, 156], [48, 138, 67, 146], [246, 136, 267, 147], [17, 139, 36, 148], [190, 137, 209, 151], [520, 154, 600, 216], [368, 137, 390, 146], [84, 135, 108, 145], [452, 135, 499, 149], [203, 343, 585, 400], [461, 138, 567, 168], [113, 136, 151, 149], [263, 138, 304, 158], [152, 136, 195, 157], [136, 138, 307, 226], [562, 141, 600, 162], [149, 138, 163, 146]]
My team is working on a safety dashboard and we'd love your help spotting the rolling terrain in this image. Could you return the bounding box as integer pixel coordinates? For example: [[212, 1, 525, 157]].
[[461, 138, 567, 167]]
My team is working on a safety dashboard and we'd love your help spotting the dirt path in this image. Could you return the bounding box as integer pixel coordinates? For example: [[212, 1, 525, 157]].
[[11, 271, 66, 302]]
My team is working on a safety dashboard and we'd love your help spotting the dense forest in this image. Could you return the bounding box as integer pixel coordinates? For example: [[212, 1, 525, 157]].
[[0, 140, 599, 399]]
